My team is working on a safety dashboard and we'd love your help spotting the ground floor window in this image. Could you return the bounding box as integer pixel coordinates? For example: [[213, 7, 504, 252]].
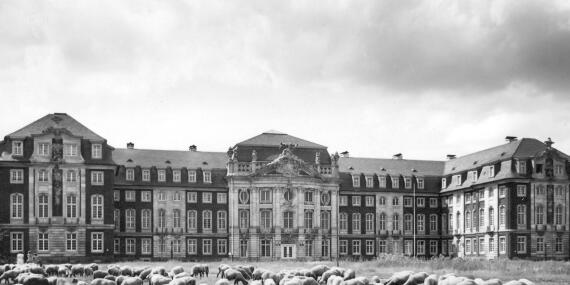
[[465, 239, 471, 254], [429, 240, 437, 255], [479, 238, 485, 254], [172, 239, 181, 253], [473, 238, 479, 255], [114, 239, 120, 254], [66, 232, 77, 251], [555, 237, 563, 253], [489, 238, 495, 253], [304, 240, 313, 257], [499, 236, 506, 253], [352, 240, 361, 255], [126, 238, 136, 254], [38, 233, 49, 252], [142, 239, 152, 255], [203, 239, 212, 255], [218, 239, 227, 255], [442, 240, 447, 255], [417, 240, 425, 255], [91, 232, 103, 253], [536, 237, 544, 253], [517, 236, 526, 253], [322, 239, 330, 257], [188, 239, 197, 255], [11, 232, 23, 253], [261, 239, 271, 257], [240, 239, 248, 257], [404, 240, 413, 256], [365, 240, 374, 255], [339, 240, 348, 255], [379, 240, 386, 253]]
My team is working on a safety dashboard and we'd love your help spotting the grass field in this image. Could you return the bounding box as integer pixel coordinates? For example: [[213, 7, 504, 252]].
[[78, 255, 570, 285]]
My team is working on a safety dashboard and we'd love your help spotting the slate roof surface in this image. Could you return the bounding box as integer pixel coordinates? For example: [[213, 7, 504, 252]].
[[113, 148, 228, 169], [339, 157, 445, 176], [236, 130, 327, 149], [8, 113, 106, 141]]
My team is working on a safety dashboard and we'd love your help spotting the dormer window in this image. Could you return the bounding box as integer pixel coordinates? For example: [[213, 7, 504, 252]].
[[12, 141, 23, 156], [454, 175, 461, 186], [404, 177, 412, 189], [188, 170, 196, 182], [203, 171, 212, 183], [64, 144, 78, 156], [173, 170, 181, 183], [39, 143, 50, 156], [352, 175, 360, 188], [379, 176, 386, 188], [158, 170, 166, 182], [416, 178, 424, 189], [365, 176, 373, 188], [517, 160, 526, 174], [91, 144, 102, 159], [126, 169, 135, 181], [392, 176, 399, 189], [470, 171, 478, 183], [489, 165, 495, 177], [555, 165, 564, 176], [441, 178, 446, 189], [142, 169, 150, 181]]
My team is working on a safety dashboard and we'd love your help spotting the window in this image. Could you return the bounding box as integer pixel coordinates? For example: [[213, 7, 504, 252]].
[[473, 238, 479, 254], [38, 169, 49, 182], [91, 195, 103, 220], [12, 141, 23, 156], [91, 232, 103, 253], [536, 205, 544, 224], [339, 240, 348, 255], [37, 142, 50, 156], [218, 239, 227, 255], [352, 213, 361, 232], [321, 211, 330, 229], [159, 191, 166, 201], [240, 239, 248, 257], [556, 165, 564, 175], [392, 197, 399, 206], [203, 210, 212, 230], [465, 239, 471, 254], [404, 177, 412, 189], [304, 210, 313, 228], [187, 239, 197, 255], [158, 170, 166, 182], [126, 238, 136, 254], [125, 191, 135, 201], [429, 198, 438, 208], [173, 170, 181, 182], [478, 238, 485, 254], [465, 193, 471, 204], [38, 194, 49, 218], [352, 196, 361, 206], [499, 206, 506, 226], [142, 191, 152, 202], [365, 213, 374, 232], [441, 178, 447, 189], [392, 214, 400, 230], [142, 239, 152, 255], [126, 169, 135, 181], [124, 209, 135, 229], [465, 211, 471, 229], [304, 190, 314, 204], [187, 210, 197, 230], [499, 237, 506, 254], [239, 210, 249, 229], [352, 240, 361, 255], [365, 196, 374, 207], [142, 169, 150, 181], [173, 209, 181, 228], [38, 233, 48, 252], [517, 205, 526, 225], [417, 178, 424, 189], [261, 210, 272, 229], [489, 165, 495, 177], [379, 176, 386, 188], [537, 237, 545, 253], [339, 213, 348, 231], [430, 215, 438, 232], [188, 170, 196, 182], [442, 240, 447, 255], [430, 240, 438, 255], [304, 240, 313, 257], [556, 237, 563, 253], [404, 197, 412, 207], [141, 209, 151, 230], [172, 239, 181, 253], [114, 210, 121, 229], [556, 205, 563, 225], [218, 211, 227, 231], [416, 240, 425, 255], [203, 192, 212, 203], [91, 171, 104, 185], [203, 171, 212, 183], [11, 232, 23, 253], [91, 144, 102, 159], [10, 169, 24, 184], [173, 191, 181, 201], [352, 175, 360, 187], [517, 160, 526, 174], [260, 189, 272, 204], [339, 196, 348, 206], [469, 171, 478, 182], [379, 240, 387, 253], [405, 240, 413, 255], [365, 240, 374, 255], [203, 239, 212, 255], [66, 195, 77, 218], [489, 237, 495, 252], [479, 209, 485, 228], [366, 176, 373, 188], [417, 197, 425, 207], [417, 214, 425, 232], [392, 176, 399, 189], [283, 211, 294, 229], [379, 213, 386, 231], [62, 143, 77, 157], [379, 196, 386, 205], [66, 232, 77, 251], [404, 214, 412, 231], [187, 192, 197, 203], [66, 170, 77, 182], [158, 209, 165, 228], [517, 236, 526, 253], [517, 185, 526, 197], [454, 175, 461, 186], [322, 239, 330, 257]]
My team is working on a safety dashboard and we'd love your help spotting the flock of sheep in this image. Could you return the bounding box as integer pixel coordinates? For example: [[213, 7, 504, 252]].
[[0, 262, 536, 285]]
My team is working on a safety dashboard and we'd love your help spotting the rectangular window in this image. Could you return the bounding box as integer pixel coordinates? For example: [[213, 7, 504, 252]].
[[404, 197, 412, 207], [379, 176, 386, 188], [187, 239, 197, 255], [218, 239, 227, 255], [352, 196, 361, 206], [430, 240, 437, 255], [11, 232, 23, 253], [66, 170, 77, 182], [91, 144, 102, 159], [91, 171, 104, 185], [366, 177, 373, 188], [405, 240, 413, 256], [126, 238, 136, 254], [304, 240, 312, 257], [142, 169, 150, 181], [114, 239, 120, 254], [141, 191, 152, 202], [304, 190, 314, 204], [455, 175, 462, 186], [203, 192, 212, 203], [173, 192, 181, 201], [91, 232, 103, 253], [66, 195, 77, 218], [517, 236, 526, 253], [365, 196, 374, 207], [517, 185, 526, 197], [379, 240, 386, 253], [417, 197, 425, 207], [499, 187, 506, 198], [489, 165, 495, 177], [352, 175, 360, 187], [12, 141, 23, 156], [38, 194, 49, 218], [499, 236, 506, 253], [441, 178, 447, 189], [240, 239, 248, 257], [142, 239, 152, 255], [473, 238, 479, 254], [64, 144, 78, 156], [187, 192, 197, 203], [38, 233, 49, 252], [203, 239, 212, 255], [38, 169, 49, 182], [465, 239, 471, 254], [365, 240, 374, 255], [158, 170, 166, 182], [392, 177, 399, 189], [339, 196, 348, 206], [10, 169, 24, 184], [203, 171, 212, 183], [126, 169, 135, 181], [66, 232, 77, 251], [322, 239, 330, 257], [489, 238, 495, 252], [417, 178, 424, 189], [429, 198, 438, 208], [173, 170, 181, 182], [536, 237, 545, 253], [556, 165, 564, 175], [470, 171, 478, 182], [125, 191, 136, 202], [39, 143, 50, 156], [404, 177, 412, 189], [172, 240, 181, 253], [518, 161, 526, 174], [352, 240, 361, 255], [159, 191, 166, 201], [555, 237, 563, 253], [339, 240, 348, 255], [188, 170, 196, 182], [417, 240, 426, 255], [114, 191, 120, 201], [217, 193, 227, 204]]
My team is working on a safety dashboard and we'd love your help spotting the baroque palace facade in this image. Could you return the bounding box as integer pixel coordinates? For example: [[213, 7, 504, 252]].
[[0, 113, 569, 262]]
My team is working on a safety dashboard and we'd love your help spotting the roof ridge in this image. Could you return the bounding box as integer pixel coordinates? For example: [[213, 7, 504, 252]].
[[340, 156, 444, 163], [115, 148, 225, 154]]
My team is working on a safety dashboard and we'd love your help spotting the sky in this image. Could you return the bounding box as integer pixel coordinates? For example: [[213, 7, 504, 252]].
[[1, 0, 570, 160]]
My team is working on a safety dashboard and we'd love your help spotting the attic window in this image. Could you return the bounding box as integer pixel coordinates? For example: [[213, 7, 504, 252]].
[[349, 166, 354, 170], [473, 161, 478, 165], [452, 167, 456, 171], [500, 152, 506, 156], [411, 168, 417, 172], [202, 161, 208, 165], [165, 160, 171, 164], [126, 159, 133, 163], [381, 167, 386, 171]]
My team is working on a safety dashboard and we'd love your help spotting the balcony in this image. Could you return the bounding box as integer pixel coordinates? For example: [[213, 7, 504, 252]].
[[556, 225, 566, 231], [378, 230, 388, 236], [36, 217, 51, 224], [537, 224, 545, 231], [260, 227, 274, 234], [391, 230, 401, 236], [64, 217, 79, 224], [486, 225, 495, 232]]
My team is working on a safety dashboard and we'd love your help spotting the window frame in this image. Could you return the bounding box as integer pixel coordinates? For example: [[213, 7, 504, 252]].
[[91, 232, 104, 253], [91, 144, 102, 159]]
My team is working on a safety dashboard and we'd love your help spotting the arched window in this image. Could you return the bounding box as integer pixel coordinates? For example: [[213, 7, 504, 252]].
[[126, 209, 136, 229], [141, 209, 151, 230], [173, 209, 181, 228], [392, 197, 399, 206], [320, 211, 330, 229], [479, 208, 485, 228], [393, 214, 400, 230], [488, 207, 494, 227], [91, 195, 103, 220], [417, 214, 425, 232], [430, 214, 438, 232], [203, 210, 212, 230], [339, 212, 348, 230], [304, 210, 314, 228], [365, 213, 374, 232], [379, 196, 386, 205], [536, 205, 544, 224], [555, 205, 563, 225], [379, 213, 386, 231], [499, 205, 506, 226], [187, 210, 197, 230], [239, 210, 249, 229], [352, 213, 361, 232], [218, 210, 227, 230], [517, 205, 526, 225], [404, 214, 412, 231], [158, 209, 165, 228], [465, 211, 471, 229], [38, 194, 49, 218]]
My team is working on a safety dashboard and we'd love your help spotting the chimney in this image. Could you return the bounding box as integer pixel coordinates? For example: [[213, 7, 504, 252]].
[[447, 154, 456, 160], [505, 136, 518, 143], [393, 153, 403, 160], [189, 145, 197, 152], [127, 142, 134, 149], [340, 151, 350, 158]]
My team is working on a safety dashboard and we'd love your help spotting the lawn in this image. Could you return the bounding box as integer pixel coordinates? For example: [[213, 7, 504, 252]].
[[93, 256, 570, 285]]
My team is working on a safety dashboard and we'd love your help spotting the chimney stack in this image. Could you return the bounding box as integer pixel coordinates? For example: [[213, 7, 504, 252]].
[[127, 142, 134, 149], [447, 154, 456, 160], [189, 145, 197, 152], [505, 136, 518, 143], [340, 151, 350, 158], [393, 153, 403, 160]]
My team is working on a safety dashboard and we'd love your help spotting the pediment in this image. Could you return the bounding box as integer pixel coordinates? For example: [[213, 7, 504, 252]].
[[252, 147, 321, 178]]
